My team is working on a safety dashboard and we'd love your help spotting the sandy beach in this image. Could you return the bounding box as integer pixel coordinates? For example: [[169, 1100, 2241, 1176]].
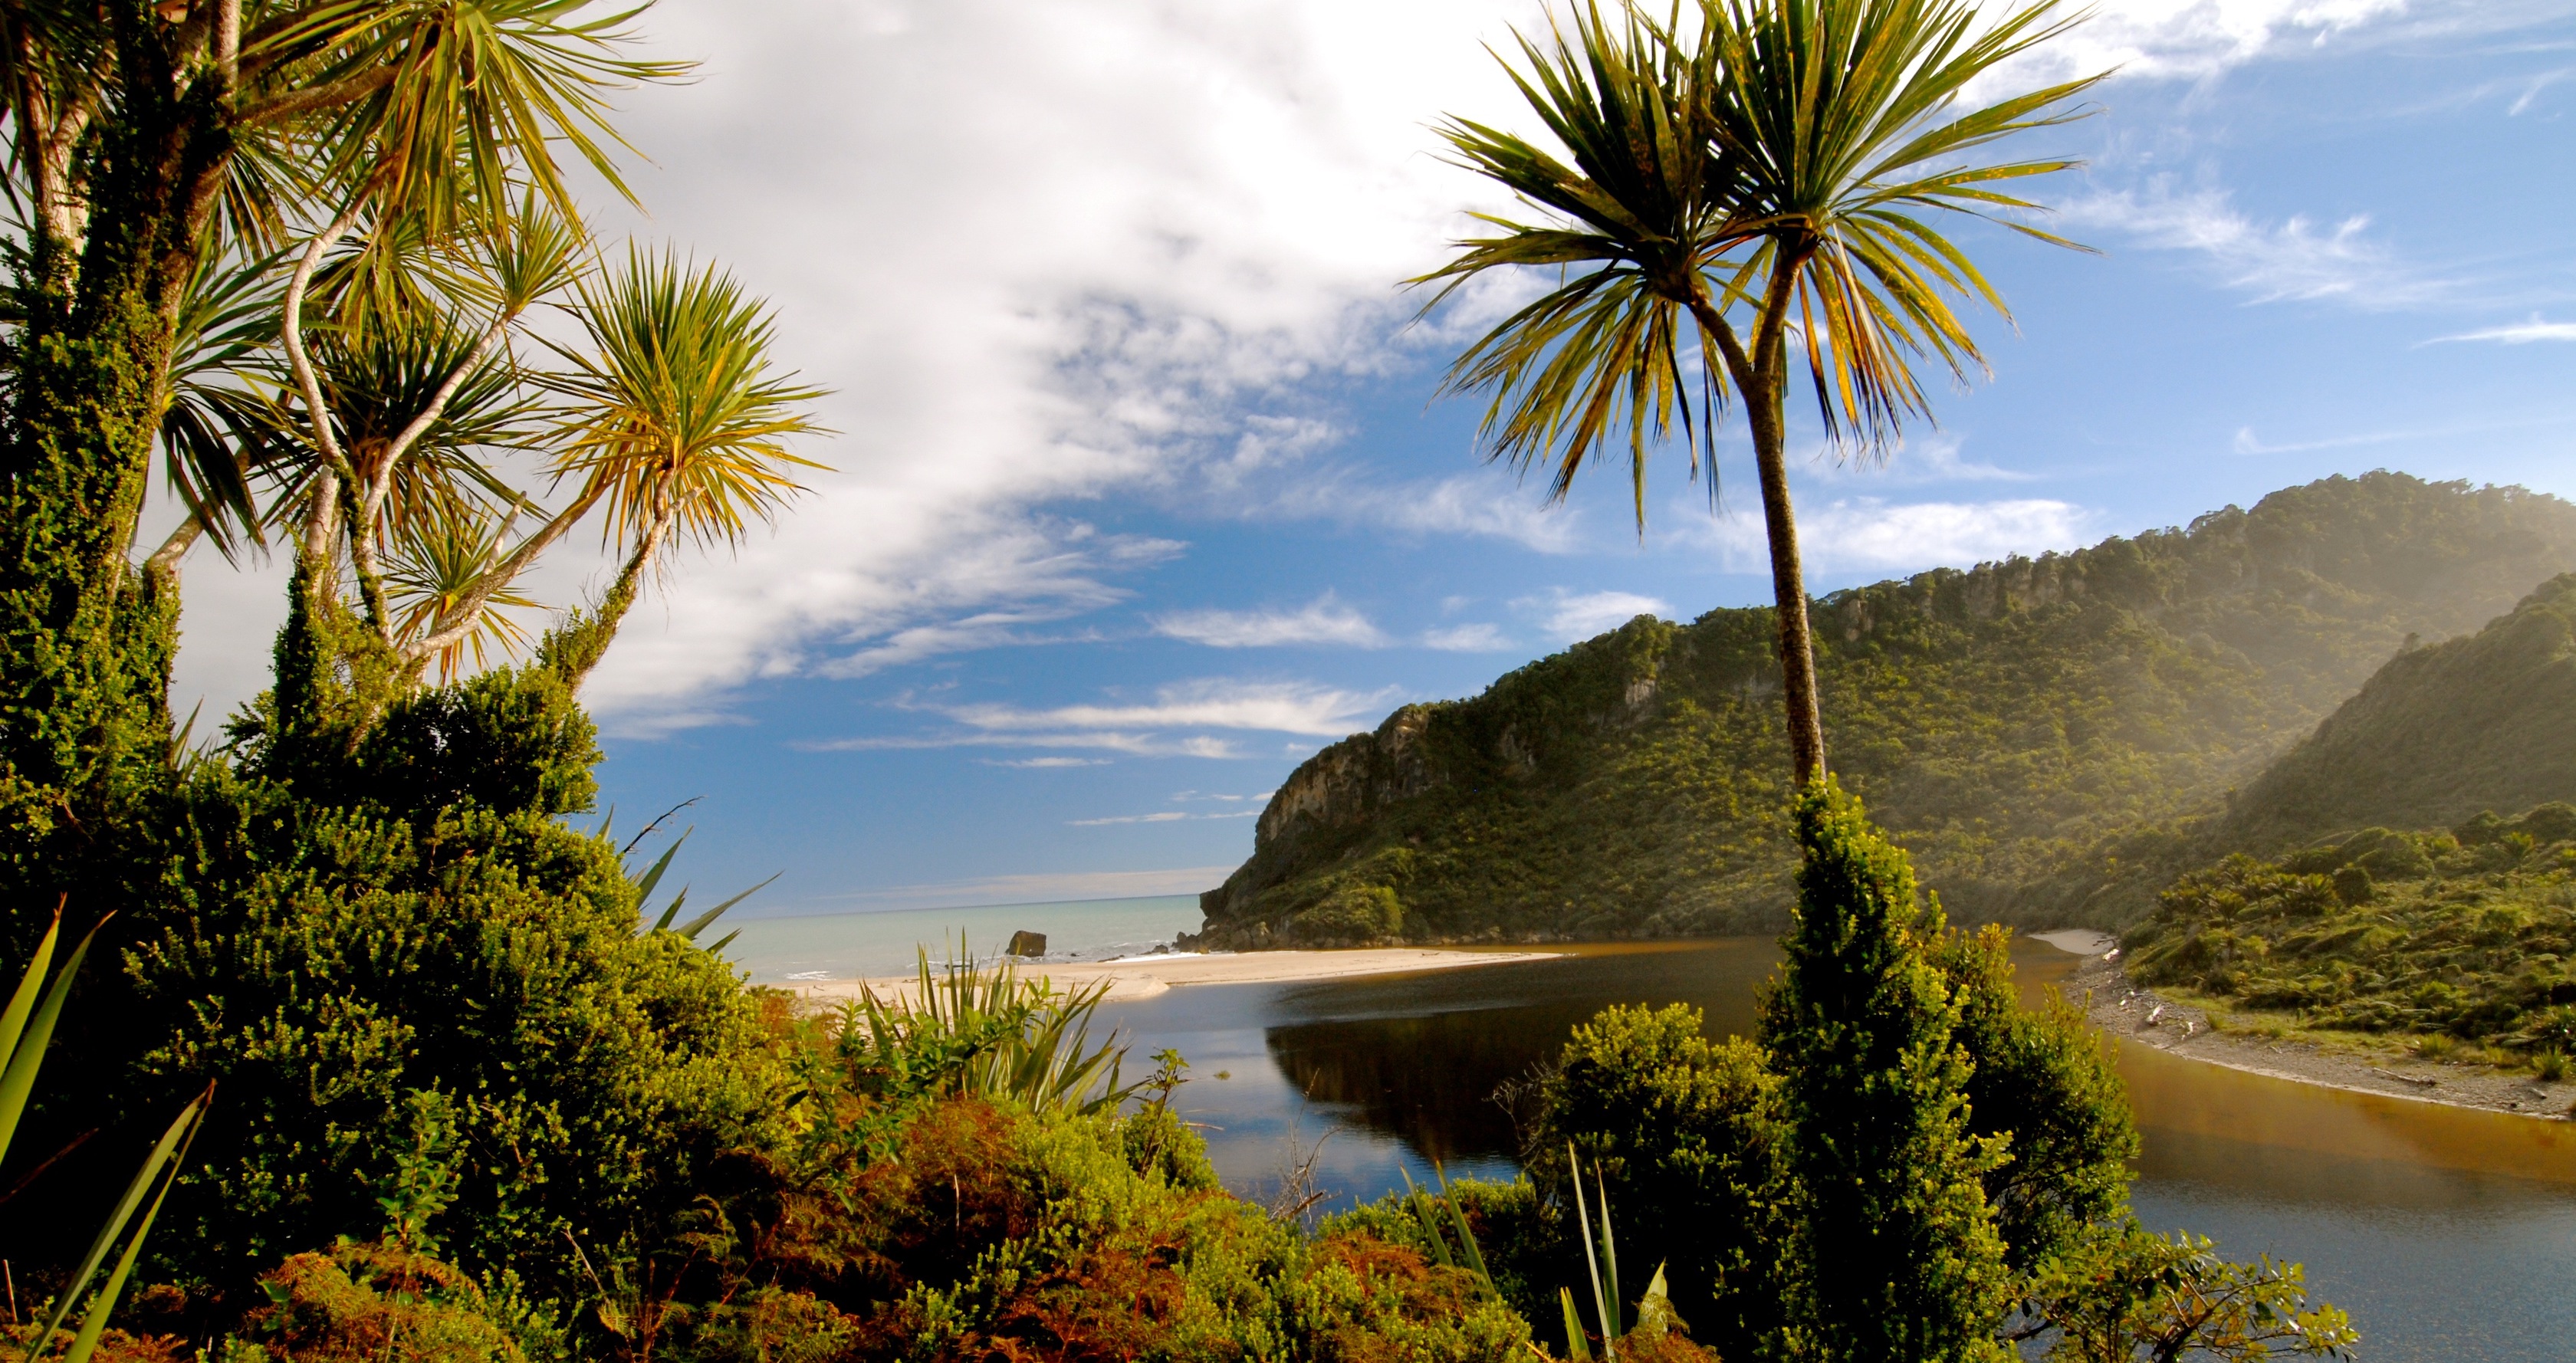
[[2037, 934, 2575, 1121], [775, 946, 1568, 1005]]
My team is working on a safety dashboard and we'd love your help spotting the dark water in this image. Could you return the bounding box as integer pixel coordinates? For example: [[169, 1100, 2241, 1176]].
[[1097, 939, 2576, 1363]]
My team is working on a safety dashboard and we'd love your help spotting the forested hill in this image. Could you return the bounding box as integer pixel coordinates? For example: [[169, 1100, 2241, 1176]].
[[1191, 473, 2576, 947], [2218, 572, 2576, 852]]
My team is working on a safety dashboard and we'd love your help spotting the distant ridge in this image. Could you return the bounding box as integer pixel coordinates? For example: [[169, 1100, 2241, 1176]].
[[1192, 473, 2576, 947], [2222, 573, 2576, 852]]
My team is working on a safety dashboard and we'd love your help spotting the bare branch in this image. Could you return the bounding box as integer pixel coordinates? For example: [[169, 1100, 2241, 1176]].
[[280, 192, 368, 488], [144, 514, 205, 580], [398, 488, 606, 672]]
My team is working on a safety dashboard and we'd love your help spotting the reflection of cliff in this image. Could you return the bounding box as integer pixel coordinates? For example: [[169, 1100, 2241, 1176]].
[[1260, 943, 1789, 1163], [1264, 1013, 1536, 1164], [1198, 473, 2576, 945]]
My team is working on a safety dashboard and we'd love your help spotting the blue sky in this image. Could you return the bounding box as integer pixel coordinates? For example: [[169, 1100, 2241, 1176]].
[[163, 0, 2576, 917]]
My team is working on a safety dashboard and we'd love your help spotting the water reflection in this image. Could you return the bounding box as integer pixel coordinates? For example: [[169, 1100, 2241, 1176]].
[[1096, 938, 2576, 1362]]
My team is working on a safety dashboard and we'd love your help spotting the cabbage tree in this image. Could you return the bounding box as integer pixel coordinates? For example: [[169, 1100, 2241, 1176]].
[[1421, 0, 2102, 785]]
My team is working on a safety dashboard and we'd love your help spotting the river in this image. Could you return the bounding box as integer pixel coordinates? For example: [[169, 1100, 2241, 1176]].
[[1092, 938, 2576, 1363]]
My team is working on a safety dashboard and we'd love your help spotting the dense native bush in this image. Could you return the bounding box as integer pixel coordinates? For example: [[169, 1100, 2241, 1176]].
[[1517, 784, 2146, 1363], [1931, 927, 2137, 1273], [118, 767, 786, 1306], [638, 1095, 1534, 1363], [1528, 1004, 1787, 1359], [2128, 802, 2576, 1053]]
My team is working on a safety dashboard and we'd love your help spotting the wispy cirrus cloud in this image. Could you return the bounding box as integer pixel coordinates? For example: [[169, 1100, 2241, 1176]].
[[1680, 497, 2096, 574], [2428, 315, 2576, 345], [801, 678, 1396, 760], [1517, 589, 1671, 642], [1067, 810, 1260, 826], [1153, 593, 1388, 648], [1422, 622, 1514, 652], [945, 679, 1393, 737], [2062, 183, 2443, 307]]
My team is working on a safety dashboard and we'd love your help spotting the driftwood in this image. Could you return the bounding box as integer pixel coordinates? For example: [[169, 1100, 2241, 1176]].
[[2369, 1067, 2439, 1089]]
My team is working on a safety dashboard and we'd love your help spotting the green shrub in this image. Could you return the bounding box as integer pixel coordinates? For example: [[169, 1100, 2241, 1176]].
[[235, 1241, 531, 1363], [1529, 1003, 1786, 1358], [1289, 883, 1405, 945], [1930, 926, 2138, 1274], [94, 759, 788, 1306], [1765, 780, 2011, 1363]]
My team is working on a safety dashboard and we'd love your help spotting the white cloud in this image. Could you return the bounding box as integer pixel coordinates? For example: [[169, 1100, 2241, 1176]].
[[1676, 496, 2095, 573], [801, 678, 1395, 759], [1153, 593, 1388, 649], [946, 678, 1394, 737], [2000, 0, 2413, 85], [978, 756, 1112, 768], [810, 863, 1236, 911], [2430, 315, 2576, 345], [1067, 810, 1260, 826], [2063, 183, 2441, 307], [1423, 622, 1515, 652], [1519, 590, 1671, 642]]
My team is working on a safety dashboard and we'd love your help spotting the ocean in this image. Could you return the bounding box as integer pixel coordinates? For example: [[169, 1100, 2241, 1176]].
[[714, 894, 1204, 983]]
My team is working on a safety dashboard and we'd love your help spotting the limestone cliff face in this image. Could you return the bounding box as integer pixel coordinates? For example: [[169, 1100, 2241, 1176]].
[[1194, 473, 2576, 949], [1197, 622, 1669, 928]]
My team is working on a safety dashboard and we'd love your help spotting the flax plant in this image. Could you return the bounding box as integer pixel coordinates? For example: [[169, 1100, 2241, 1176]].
[[840, 946, 1138, 1116], [1420, 0, 2103, 784], [2, 909, 211, 1363]]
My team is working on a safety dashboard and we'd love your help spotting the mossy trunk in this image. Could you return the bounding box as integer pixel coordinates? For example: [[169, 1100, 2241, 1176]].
[[0, 7, 232, 941]]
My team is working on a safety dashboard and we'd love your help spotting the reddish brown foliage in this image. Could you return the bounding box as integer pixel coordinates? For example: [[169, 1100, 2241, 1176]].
[[236, 1242, 521, 1363]]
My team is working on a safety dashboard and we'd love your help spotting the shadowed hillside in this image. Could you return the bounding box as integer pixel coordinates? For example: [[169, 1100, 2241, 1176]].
[[1191, 473, 2576, 946]]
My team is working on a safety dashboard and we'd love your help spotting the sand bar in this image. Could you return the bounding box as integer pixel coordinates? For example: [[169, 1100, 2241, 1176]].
[[2031, 931, 2572, 1121], [774, 947, 1568, 1005]]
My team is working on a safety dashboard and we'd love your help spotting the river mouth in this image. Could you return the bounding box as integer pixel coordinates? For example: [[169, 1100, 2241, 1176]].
[[1096, 936, 2576, 1363]]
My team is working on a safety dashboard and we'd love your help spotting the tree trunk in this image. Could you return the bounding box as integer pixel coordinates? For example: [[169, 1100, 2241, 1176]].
[[0, 8, 233, 928], [1689, 286, 1826, 788], [1746, 387, 1825, 787], [544, 511, 670, 691]]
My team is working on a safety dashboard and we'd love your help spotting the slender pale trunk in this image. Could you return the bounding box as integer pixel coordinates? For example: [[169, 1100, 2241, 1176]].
[[279, 195, 374, 619], [143, 514, 202, 580], [400, 484, 610, 675], [1690, 262, 1827, 787]]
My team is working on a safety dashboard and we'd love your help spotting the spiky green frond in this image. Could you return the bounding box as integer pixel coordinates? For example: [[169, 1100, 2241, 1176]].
[[384, 495, 539, 680], [246, 1, 688, 229], [1699, 0, 2104, 455], [541, 248, 828, 560], [1414, 1, 1743, 526]]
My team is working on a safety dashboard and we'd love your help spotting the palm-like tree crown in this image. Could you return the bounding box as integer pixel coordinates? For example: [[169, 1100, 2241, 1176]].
[[1701, 0, 2101, 449], [1422, 0, 2104, 504], [543, 249, 828, 564]]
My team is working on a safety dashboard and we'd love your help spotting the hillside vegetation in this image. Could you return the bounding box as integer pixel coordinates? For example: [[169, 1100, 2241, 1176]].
[[2220, 573, 2576, 852], [2124, 803, 2576, 1062], [1194, 473, 2576, 946]]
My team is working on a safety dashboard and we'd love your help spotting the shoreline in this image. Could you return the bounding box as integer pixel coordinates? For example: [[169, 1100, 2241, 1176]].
[[772, 945, 1568, 1005], [2045, 939, 2574, 1122]]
